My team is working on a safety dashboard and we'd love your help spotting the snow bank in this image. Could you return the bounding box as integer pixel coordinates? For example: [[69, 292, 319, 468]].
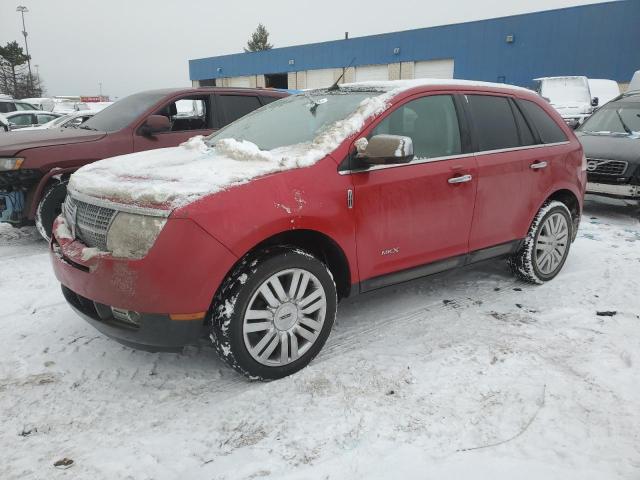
[[68, 90, 394, 209]]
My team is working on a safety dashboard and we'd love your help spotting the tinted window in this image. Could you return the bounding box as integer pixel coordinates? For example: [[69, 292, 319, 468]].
[[372, 95, 461, 159], [10, 113, 34, 126], [0, 102, 15, 113], [467, 95, 520, 151], [218, 95, 262, 125], [519, 99, 568, 144], [37, 114, 58, 124], [511, 101, 536, 146], [261, 96, 280, 105]]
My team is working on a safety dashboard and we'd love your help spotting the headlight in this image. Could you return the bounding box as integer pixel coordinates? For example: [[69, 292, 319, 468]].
[[106, 212, 167, 259], [0, 157, 24, 171]]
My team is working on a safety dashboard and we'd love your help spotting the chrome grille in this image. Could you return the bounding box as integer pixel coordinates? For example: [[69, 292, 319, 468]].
[[63, 195, 116, 251], [586, 158, 628, 176]]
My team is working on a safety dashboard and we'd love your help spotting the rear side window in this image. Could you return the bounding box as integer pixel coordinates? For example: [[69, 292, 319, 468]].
[[0, 102, 15, 113], [518, 99, 568, 144], [467, 95, 520, 151], [218, 95, 262, 125]]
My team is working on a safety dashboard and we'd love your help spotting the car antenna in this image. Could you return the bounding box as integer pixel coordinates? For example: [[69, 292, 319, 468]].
[[328, 58, 356, 92]]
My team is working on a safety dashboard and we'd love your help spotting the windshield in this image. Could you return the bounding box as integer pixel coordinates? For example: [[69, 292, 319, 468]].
[[579, 102, 640, 135], [81, 91, 166, 132], [540, 77, 591, 105], [49, 115, 73, 127], [207, 90, 383, 151]]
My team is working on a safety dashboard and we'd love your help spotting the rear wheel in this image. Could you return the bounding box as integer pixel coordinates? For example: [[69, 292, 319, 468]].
[[210, 246, 337, 380], [35, 180, 68, 242], [509, 200, 573, 284]]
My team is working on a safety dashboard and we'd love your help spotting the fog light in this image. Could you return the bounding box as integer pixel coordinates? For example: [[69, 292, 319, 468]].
[[111, 307, 141, 326]]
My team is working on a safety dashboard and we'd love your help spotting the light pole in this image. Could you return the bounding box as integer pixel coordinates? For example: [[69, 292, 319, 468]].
[[16, 5, 33, 94], [99, 82, 102, 99]]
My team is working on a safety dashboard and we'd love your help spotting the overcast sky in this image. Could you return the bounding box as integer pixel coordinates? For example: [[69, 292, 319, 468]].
[[0, 0, 607, 99]]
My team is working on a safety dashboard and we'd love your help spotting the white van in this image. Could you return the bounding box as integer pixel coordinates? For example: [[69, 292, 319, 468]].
[[533, 76, 620, 127]]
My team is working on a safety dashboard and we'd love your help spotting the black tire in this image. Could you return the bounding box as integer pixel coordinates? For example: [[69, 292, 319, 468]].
[[509, 200, 573, 284], [210, 246, 337, 380], [35, 180, 68, 242]]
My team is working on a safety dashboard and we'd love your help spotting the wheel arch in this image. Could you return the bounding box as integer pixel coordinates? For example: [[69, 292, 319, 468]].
[[230, 229, 353, 300]]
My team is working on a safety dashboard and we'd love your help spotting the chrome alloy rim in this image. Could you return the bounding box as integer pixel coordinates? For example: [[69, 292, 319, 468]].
[[243, 268, 327, 367], [535, 212, 569, 275]]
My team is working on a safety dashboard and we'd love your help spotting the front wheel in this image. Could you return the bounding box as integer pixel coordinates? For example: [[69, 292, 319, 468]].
[[509, 200, 573, 284], [35, 181, 68, 242], [210, 247, 337, 380]]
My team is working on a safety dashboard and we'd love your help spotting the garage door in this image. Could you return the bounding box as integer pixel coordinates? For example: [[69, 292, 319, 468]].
[[414, 59, 454, 79], [355, 64, 388, 83], [227, 76, 251, 88], [306, 69, 336, 89]]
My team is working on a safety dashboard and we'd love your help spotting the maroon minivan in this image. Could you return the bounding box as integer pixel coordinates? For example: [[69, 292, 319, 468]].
[[0, 87, 287, 239]]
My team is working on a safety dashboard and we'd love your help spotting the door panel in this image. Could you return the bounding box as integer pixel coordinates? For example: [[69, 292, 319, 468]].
[[352, 158, 478, 283]]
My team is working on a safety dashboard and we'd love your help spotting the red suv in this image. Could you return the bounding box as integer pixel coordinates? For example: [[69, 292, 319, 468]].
[[0, 87, 287, 239], [50, 80, 586, 379]]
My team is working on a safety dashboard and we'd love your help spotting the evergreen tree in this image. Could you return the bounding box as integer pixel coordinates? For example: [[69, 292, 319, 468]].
[[0, 41, 43, 98], [245, 24, 273, 52]]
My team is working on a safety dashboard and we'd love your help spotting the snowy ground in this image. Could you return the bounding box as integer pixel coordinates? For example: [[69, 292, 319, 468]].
[[1, 196, 639, 479]]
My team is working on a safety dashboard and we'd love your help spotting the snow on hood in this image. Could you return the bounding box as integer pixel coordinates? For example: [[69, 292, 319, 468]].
[[68, 91, 393, 209]]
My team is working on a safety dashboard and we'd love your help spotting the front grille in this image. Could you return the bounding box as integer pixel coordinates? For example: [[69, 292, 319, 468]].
[[63, 195, 116, 251], [586, 158, 628, 176]]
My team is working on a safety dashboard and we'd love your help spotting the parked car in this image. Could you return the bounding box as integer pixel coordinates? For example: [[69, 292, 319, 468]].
[[576, 90, 640, 199], [534, 76, 606, 127], [0, 98, 38, 114], [18, 111, 95, 131], [20, 97, 55, 111], [0, 87, 288, 239], [50, 80, 586, 379], [0, 113, 9, 133], [5, 110, 64, 130]]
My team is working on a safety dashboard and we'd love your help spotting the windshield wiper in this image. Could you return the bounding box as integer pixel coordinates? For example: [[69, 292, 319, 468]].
[[616, 109, 633, 135]]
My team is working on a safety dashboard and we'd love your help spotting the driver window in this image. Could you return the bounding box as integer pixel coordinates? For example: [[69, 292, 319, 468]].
[[155, 96, 209, 132], [372, 95, 462, 160]]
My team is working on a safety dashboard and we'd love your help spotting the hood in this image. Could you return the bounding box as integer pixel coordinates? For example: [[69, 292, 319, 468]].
[[577, 132, 640, 163], [68, 136, 324, 210], [0, 128, 106, 156]]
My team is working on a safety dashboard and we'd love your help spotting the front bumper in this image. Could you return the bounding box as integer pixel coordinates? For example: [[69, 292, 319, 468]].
[[586, 182, 640, 199], [62, 285, 206, 351], [50, 215, 239, 349]]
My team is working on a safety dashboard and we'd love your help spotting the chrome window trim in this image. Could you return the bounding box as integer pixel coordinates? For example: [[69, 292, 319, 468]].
[[339, 141, 570, 175], [67, 189, 171, 218]]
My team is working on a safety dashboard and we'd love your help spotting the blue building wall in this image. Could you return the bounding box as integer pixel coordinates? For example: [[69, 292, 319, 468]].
[[189, 1, 640, 87]]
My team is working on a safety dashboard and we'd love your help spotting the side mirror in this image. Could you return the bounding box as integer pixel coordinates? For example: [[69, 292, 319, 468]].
[[140, 115, 171, 137], [591, 97, 599, 107], [356, 134, 414, 166], [566, 118, 580, 130]]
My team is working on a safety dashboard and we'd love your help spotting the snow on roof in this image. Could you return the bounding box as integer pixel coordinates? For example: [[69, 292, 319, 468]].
[[341, 78, 532, 94]]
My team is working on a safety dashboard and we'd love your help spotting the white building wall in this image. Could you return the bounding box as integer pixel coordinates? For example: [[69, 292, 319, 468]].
[[414, 59, 455, 79]]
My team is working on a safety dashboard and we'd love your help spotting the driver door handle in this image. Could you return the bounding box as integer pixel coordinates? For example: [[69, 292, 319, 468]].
[[530, 161, 548, 170], [448, 174, 473, 184]]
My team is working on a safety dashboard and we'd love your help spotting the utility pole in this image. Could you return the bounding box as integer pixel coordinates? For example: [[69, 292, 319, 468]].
[[16, 6, 33, 95], [99, 82, 103, 99]]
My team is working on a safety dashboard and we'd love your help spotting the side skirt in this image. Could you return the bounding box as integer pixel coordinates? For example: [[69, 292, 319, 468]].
[[358, 240, 522, 294]]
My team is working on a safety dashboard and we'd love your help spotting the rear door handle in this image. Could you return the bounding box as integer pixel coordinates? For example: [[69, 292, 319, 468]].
[[448, 174, 473, 184], [530, 161, 548, 170]]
